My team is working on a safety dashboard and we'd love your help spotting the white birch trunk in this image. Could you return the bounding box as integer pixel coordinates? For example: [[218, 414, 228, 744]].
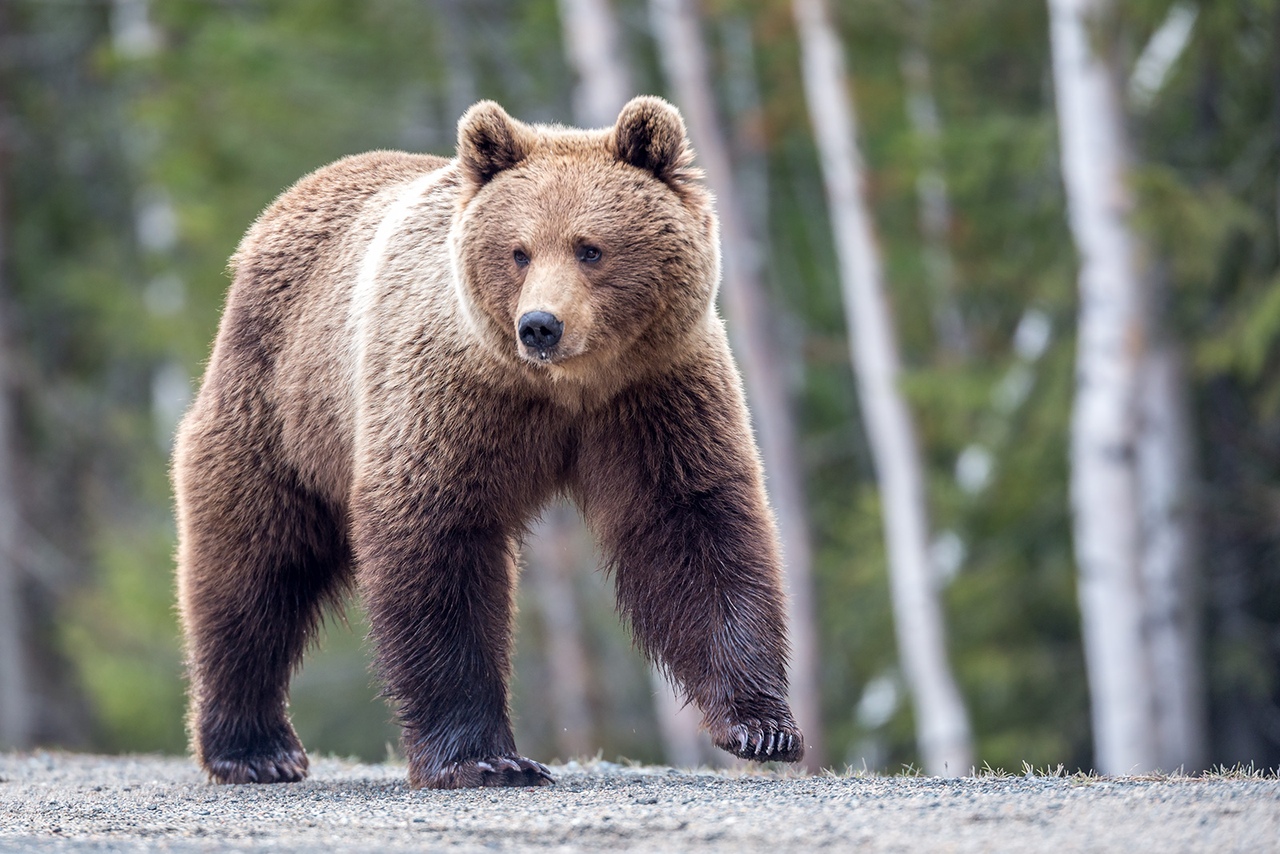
[[649, 0, 825, 771], [792, 0, 972, 776], [1137, 343, 1205, 771], [1048, 0, 1158, 774], [1128, 7, 1205, 775]]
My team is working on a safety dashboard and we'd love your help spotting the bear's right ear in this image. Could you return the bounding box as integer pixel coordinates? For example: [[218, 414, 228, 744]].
[[611, 96, 694, 185], [457, 101, 536, 186]]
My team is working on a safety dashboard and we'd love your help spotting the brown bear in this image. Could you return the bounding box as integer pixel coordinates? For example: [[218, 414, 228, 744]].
[[173, 96, 804, 790]]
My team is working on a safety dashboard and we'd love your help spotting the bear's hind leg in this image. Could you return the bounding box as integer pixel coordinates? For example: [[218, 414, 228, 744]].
[[177, 436, 351, 785]]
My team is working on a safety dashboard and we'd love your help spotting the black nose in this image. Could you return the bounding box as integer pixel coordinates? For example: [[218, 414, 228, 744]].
[[518, 311, 564, 350]]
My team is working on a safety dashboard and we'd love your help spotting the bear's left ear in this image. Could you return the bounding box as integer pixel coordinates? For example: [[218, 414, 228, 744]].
[[457, 101, 536, 186], [611, 96, 694, 184]]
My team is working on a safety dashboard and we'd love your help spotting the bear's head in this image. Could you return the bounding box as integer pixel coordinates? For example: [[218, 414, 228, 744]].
[[450, 96, 720, 385]]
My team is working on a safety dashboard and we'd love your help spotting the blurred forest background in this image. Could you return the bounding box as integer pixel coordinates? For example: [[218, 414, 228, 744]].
[[0, 0, 1278, 777]]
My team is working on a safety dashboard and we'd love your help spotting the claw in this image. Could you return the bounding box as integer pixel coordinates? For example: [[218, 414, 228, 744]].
[[476, 761, 495, 773], [737, 729, 749, 753], [766, 732, 776, 755]]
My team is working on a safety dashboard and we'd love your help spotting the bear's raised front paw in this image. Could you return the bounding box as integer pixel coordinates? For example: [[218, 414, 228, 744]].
[[412, 755, 554, 790], [712, 718, 805, 763], [206, 744, 309, 785]]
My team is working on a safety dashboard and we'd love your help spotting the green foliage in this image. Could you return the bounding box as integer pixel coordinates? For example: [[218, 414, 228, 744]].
[[7, 0, 1278, 774], [61, 522, 186, 753], [288, 602, 399, 763]]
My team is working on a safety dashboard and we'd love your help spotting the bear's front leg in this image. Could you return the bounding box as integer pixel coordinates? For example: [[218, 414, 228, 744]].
[[577, 364, 804, 764], [354, 487, 552, 789]]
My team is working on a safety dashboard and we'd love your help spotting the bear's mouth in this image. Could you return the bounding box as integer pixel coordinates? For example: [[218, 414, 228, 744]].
[[518, 341, 566, 366], [516, 334, 595, 368]]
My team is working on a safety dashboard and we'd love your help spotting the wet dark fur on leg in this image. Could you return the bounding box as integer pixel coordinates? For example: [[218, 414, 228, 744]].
[[575, 362, 804, 764], [353, 390, 570, 788]]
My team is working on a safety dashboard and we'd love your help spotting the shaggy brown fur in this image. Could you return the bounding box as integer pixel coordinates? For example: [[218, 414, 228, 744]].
[[174, 96, 803, 790]]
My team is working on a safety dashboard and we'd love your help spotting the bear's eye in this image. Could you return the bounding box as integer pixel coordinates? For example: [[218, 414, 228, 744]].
[[513, 249, 530, 268], [577, 245, 603, 264]]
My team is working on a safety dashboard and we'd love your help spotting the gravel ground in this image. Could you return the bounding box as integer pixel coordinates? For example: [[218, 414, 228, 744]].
[[1, 752, 1277, 852]]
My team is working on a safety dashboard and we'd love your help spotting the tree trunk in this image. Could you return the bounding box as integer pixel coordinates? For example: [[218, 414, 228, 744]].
[[0, 1, 32, 750], [1130, 6, 1206, 774], [557, 0, 632, 128], [1137, 340, 1205, 771], [1048, 0, 1159, 774], [525, 503, 595, 760], [900, 0, 969, 362], [557, 0, 715, 766], [436, 0, 479, 125], [792, 0, 973, 776], [648, 0, 825, 772], [719, 15, 770, 247], [650, 675, 714, 768]]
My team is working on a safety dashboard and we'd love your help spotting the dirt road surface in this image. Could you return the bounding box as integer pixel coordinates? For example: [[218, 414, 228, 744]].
[[1, 752, 1276, 852]]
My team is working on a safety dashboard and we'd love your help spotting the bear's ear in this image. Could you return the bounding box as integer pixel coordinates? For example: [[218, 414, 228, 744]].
[[611, 96, 694, 184], [457, 101, 536, 186]]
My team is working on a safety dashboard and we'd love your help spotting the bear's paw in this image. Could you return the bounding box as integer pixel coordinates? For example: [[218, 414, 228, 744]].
[[414, 755, 554, 790], [206, 744, 309, 785], [711, 718, 805, 764]]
